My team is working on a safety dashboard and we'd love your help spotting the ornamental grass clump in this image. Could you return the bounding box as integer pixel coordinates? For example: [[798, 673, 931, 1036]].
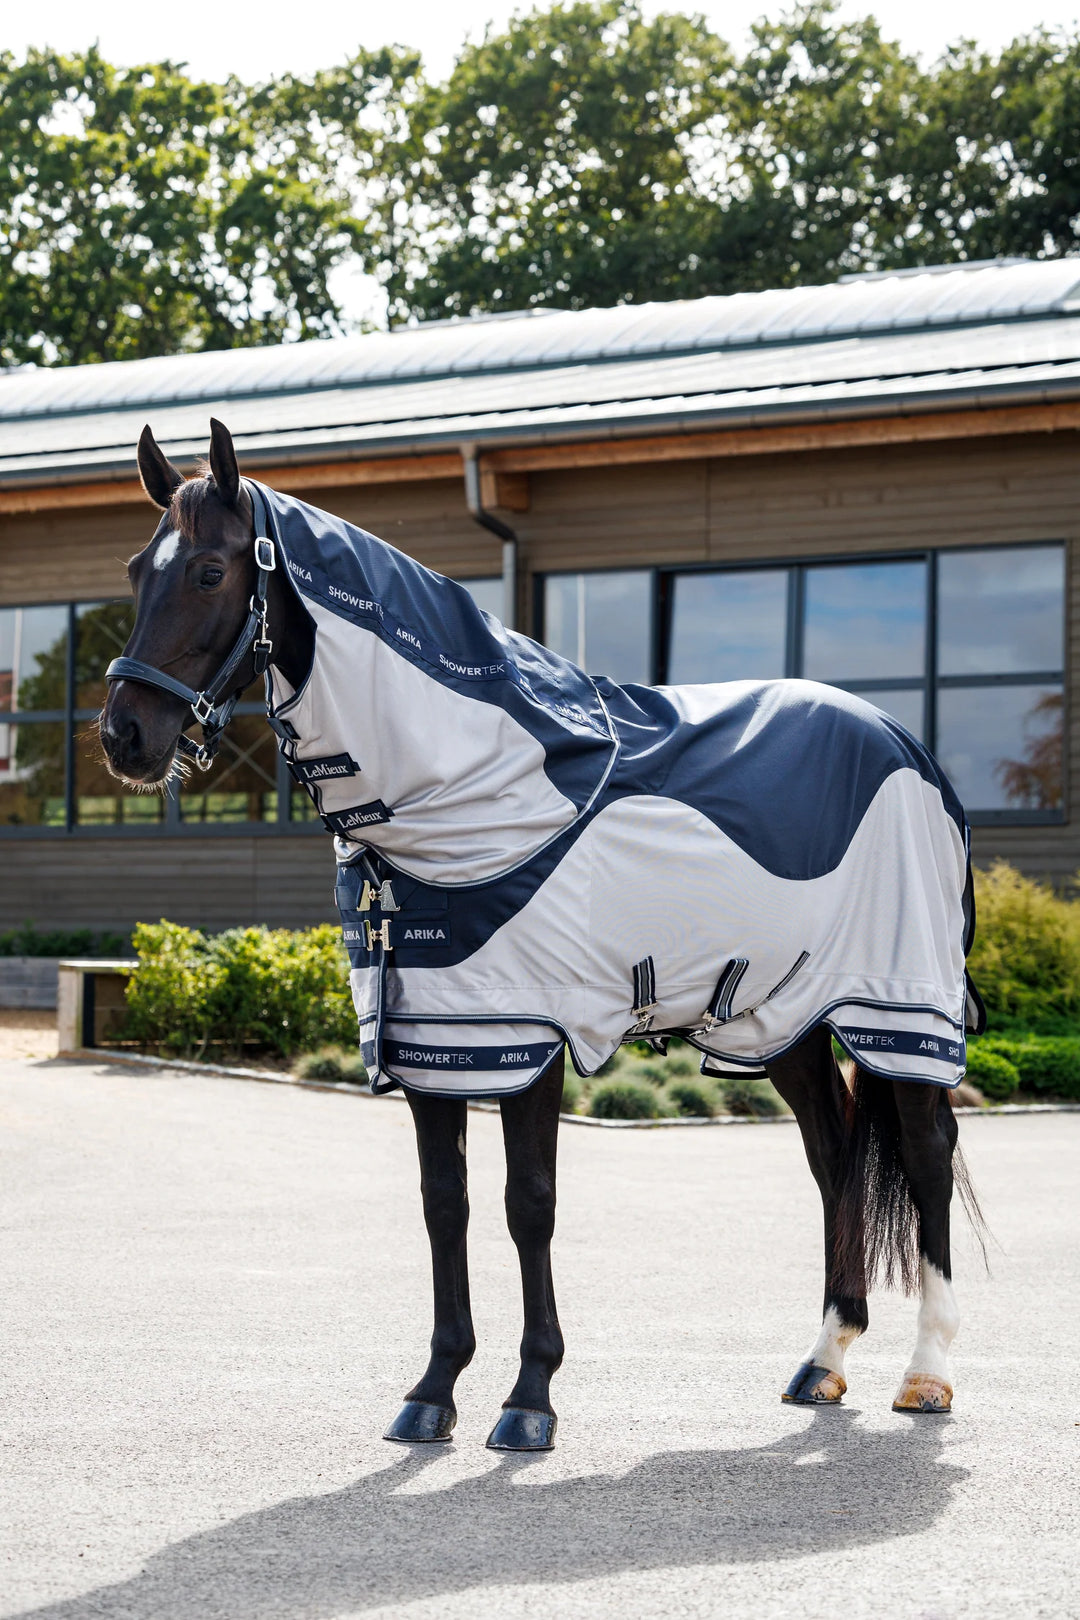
[[295, 1046, 369, 1084], [719, 1075, 784, 1117], [588, 1078, 661, 1120], [663, 1077, 717, 1117]]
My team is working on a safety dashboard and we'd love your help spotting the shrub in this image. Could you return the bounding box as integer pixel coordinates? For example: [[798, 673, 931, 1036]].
[[665, 1054, 697, 1078], [589, 1078, 660, 1120], [980, 1035, 1080, 1099], [635, 1061, 668, 1086], [969, 863, 1080, 1034], [295, 1046, 368, 1083], [560, 1071, 584, 1114], [664, 1077, 717, 1117], [963, 1047, 1019, 1102], [121, 920, 354, 1059], [0, 922, 130, 957], [719, 1076, 784, 1117]]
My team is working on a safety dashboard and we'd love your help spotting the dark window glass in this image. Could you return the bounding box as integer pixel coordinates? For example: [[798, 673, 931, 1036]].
[[848, 687, 925, 742], [804, 561, 926, 682], [290, 786, 321, 823], [0, 605, 68, 713], [75, 600, 136, 713], [73, 719, 166, 826], [0, 721, 66, 825], [936, 685, 1063, 811], [458, 577, 503, 619], [179, 715, 278, 824], [543, 571, 651, 683], [667, 570, 787, 684], [938, 545, 1064, 676]]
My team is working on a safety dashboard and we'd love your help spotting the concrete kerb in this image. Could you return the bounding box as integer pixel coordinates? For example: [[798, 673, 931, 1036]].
[[64, 1046, 1080, 1127]]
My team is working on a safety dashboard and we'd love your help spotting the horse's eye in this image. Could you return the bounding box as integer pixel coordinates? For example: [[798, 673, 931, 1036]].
[[200, 567, 225, 588]]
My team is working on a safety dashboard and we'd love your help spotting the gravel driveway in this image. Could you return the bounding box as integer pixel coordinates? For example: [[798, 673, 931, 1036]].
[[1, 1055, 1075, 1620]]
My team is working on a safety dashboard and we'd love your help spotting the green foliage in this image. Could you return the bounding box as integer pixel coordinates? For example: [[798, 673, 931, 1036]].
[[663, 1077, 718, 1117], [294, 1045, 369, 1084], [969, 863, 1080, 1034], [719, 1076, 785, 1117], [635, 1061, 669, 1086], [560, 1071, 584, 1113], [589, 1077, 661, 1119], [121, 920, 354, 1059], [0, 922, 129, 957], [975, 1035, 1080, 1099], [963, 1046, 1020, 1102], [7, 8, 1080, 361]]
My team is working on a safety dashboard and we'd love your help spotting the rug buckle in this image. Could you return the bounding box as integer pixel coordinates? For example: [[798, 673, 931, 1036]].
[[365, 919, 393, 952]]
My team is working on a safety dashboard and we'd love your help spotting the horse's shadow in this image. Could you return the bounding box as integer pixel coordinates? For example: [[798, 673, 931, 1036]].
[[13, 1409, 965, 1619]]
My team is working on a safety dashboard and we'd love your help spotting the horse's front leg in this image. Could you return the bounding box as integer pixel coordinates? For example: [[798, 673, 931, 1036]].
[[891, 1082, 960, 1414], [486, 1048, 566, 1451], [767, 1027, 869, 1405], [384, 1091, 476, 1443]]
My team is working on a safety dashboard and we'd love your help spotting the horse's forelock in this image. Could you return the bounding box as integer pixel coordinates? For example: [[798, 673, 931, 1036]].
[[168, 461, 214, 542]]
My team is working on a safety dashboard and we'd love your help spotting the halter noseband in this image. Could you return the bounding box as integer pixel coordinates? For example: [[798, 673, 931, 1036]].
[[105, 480, 276, 771]]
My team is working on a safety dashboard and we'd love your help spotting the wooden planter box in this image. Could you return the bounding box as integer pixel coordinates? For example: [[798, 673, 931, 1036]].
[[57, 961, 137, 1054]]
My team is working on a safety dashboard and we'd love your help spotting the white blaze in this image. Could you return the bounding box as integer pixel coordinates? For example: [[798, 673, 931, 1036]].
[[153, 531, 181, 571]]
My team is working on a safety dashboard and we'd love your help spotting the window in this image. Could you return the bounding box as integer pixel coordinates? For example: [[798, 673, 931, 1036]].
[[458, 577, 504, 618], [542, 571, 652, 684], [544, 543, 1065, 823], [0, 599, 306, 836]]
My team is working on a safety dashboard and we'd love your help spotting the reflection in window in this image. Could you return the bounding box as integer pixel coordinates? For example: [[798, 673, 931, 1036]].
[[458, 577, 503, 620], [804, 561, 926, 682], [0, 605, 68, 712], [76, 601, 136, 713], [936, 686, 1063, 811], [543, 572, 651, 683], [667, 570, 787, 684], [0, 722, 65, 825], [849, 687, 925, 742], [938, 545, 1064, 676], [179, 714, 277, 824]]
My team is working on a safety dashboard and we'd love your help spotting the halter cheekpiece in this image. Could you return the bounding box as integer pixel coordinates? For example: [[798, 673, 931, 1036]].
[[105, 480, 275, 770]]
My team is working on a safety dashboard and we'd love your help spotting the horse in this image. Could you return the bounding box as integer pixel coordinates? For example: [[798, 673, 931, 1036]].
[[100, 419, 985, 1451]]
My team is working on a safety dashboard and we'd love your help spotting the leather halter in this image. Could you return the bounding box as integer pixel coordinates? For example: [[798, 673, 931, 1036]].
[[105, 480, 275, 771]]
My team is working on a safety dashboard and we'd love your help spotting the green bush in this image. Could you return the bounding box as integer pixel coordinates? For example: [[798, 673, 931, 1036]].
[[719, 1076, 784, 1117], [665, 1054, 697, 1078], [560, 1071, 584, 1114], [0, 922, 129, 957], [969, 863, 1080, 1034], [964, 1046, 1019, 1102], [295, 1046, 368, 1084], [635, 1061, 669, 1086], [589, 1078, 660, 1120], [121, 920, 355, 1059], [664, 1077, 717, 1117], [977, 1035, 1080, 1099]]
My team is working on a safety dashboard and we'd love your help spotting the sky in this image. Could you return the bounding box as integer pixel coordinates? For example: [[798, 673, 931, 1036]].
[[8, 0, 1080, 83]]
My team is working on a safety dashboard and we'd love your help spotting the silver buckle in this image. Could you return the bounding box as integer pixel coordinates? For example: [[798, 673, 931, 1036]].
[[191, 692, 215, 726], [254, 537, 276, 572]]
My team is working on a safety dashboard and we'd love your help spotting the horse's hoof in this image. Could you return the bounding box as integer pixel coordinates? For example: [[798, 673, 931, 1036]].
[[892, 1374, 952, 1414], [383, 1400, 456, 1443], [486, 1407, 557, 1451], [781, 1361, 847, 1405]]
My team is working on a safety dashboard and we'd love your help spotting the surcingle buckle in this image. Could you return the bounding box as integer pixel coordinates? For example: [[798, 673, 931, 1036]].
[[365, 919, 393, 952]]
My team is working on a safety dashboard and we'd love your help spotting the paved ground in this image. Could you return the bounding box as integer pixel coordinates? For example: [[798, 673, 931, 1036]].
[[1, 1056, 1076, 1620]]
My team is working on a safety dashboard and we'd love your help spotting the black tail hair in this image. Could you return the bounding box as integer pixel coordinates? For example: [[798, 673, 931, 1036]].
[[834, 1068, 988, 1297]]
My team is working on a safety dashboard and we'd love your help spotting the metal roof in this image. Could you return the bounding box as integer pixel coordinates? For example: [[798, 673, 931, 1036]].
[[2, 258, 1079, 483]]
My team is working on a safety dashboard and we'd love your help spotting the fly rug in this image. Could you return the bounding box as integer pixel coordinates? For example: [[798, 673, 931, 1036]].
[[101, 421, 987, 1451]]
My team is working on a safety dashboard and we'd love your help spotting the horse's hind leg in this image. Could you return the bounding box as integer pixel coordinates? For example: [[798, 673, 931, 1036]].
[[487, 1048, 566, 1452], [767, 1027, 868, 1405], [890, 1083, 960, 1414], [384, 1091, 476, 1443]]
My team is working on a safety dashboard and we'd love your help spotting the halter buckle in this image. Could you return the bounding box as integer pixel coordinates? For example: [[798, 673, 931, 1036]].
[[191, 692, 216, 726]]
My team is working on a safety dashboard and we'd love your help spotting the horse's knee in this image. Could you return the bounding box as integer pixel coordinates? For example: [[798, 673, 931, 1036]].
[[421, 1169, 469, 1241], [505, 1168, 556, 1248]]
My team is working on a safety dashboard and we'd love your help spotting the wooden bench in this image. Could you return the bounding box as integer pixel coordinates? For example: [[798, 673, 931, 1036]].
[[57, 960, 137, 1054]]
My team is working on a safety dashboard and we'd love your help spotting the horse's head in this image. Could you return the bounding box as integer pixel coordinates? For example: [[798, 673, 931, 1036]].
[[99, 419, 261, 786]]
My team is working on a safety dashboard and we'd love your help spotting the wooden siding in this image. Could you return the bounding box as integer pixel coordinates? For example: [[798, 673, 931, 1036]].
[[2, 429, 1079, 922]]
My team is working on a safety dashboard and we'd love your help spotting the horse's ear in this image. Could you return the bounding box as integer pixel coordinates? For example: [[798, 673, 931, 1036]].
[[208, 418, 241, 507], [137, 424, 183, 510]]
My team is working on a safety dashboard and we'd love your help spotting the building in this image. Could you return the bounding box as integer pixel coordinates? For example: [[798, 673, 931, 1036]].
[[0, 257, 1076, 933]]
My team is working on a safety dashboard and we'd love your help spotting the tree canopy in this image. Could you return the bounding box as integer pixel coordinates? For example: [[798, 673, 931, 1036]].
[[2, 2, 1079, 364]]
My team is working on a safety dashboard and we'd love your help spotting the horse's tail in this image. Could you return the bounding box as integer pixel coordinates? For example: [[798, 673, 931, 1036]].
[[833, 1067, 987, 1297]]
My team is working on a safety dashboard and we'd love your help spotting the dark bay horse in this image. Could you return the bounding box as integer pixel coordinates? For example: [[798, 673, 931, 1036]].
[[99, 421, 983, 1450]]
